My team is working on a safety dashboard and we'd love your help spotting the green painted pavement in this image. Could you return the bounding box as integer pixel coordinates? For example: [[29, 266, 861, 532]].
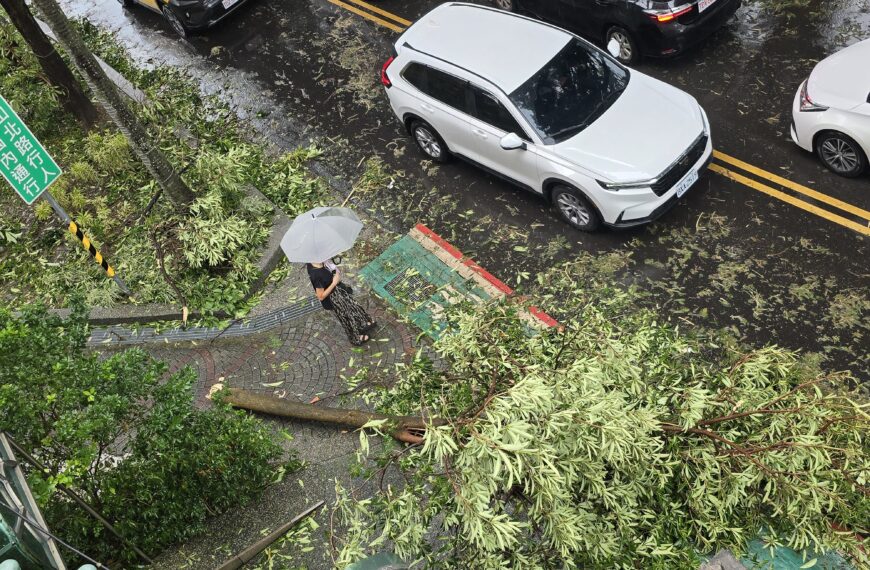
[[736, 539, 852, 570], [359, 235, 493, 339]]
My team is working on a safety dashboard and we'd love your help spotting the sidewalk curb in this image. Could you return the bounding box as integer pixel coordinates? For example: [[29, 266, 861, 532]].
[[410, 223, 558, 328], [86, 296, 320, 346], [51, 303, 229, 326]]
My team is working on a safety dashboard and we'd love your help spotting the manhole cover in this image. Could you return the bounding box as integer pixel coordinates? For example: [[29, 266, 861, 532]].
[[384, 269, 436, 305]]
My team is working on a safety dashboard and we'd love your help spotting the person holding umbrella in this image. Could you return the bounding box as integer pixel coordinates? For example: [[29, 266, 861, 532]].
[[306, 259, 374, 345], [280, 207, 374, 346]]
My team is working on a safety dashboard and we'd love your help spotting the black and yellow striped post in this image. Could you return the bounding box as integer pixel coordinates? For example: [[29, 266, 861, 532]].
[[43, 192, 131, 296]]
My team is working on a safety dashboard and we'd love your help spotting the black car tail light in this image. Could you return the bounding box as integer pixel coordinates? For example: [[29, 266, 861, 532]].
[[644, 4, 693, 23]]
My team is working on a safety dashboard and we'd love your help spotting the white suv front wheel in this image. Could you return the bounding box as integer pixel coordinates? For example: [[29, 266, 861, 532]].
[[410, 120, 450, 163], [552, 185, 601, 231], [815, 131, 867, 178]]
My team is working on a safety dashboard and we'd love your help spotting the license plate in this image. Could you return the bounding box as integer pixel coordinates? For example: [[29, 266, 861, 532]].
[[698, 0, 717, 13], [675, 169, 699, 198], [222, 0, 239, 9]]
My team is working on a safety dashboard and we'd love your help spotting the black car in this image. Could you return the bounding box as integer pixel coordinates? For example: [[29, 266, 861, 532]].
[[119, 0, 253, 37], [495, 0, 741, 64]]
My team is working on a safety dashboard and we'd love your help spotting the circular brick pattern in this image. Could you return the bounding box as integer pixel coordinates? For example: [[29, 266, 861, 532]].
[[106, 294, 422, 416], [140, 296, 420, 408]]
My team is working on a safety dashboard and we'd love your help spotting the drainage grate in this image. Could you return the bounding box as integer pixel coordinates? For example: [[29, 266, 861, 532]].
[[384, 269, 436, 306]]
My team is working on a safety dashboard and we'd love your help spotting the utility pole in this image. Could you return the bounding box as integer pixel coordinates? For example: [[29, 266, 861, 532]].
[[0, 0, 100, 130], [29, 0, 196, 205]]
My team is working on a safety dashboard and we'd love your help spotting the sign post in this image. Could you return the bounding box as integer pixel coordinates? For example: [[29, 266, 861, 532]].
[[0, 95, 130, 295]]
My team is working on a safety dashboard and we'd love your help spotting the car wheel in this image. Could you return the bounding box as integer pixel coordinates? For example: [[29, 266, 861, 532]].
[[551, 185, 601, 231], [493, 0, 515, 10], [410, 120, 450, 163], [814, 131, 867, 178], [605, 26, 638, 65], [161, 5, 189, 38]]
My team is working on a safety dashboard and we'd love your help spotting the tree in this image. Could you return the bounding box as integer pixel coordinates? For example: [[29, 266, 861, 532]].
[[334, 290, 869, 569], [0, 302, 285, 563], [0, 0, 99, 129], [28, 0, 195, 205]]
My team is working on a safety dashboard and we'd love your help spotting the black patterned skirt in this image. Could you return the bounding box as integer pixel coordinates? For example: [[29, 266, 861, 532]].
[[328, 285, 373, 345]]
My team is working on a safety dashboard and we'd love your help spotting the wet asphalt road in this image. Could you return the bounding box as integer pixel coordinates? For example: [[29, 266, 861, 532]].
[[61, 0, 868, 375]]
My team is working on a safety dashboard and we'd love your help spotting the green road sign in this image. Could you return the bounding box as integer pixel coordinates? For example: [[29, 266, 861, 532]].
[[0, 95, 62, 205]]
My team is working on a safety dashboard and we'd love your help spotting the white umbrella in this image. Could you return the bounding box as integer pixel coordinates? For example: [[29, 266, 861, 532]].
[[279, 206, 363, 263]]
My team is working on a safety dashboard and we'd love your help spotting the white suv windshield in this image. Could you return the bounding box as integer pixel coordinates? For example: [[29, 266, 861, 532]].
[[509, 39, 629, 144]]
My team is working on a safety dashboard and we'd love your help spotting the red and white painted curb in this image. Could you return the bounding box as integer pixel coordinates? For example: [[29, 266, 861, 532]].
[[410, 223, 559, 328]]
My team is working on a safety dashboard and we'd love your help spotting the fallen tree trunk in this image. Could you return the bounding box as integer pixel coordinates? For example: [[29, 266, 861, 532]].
[[210, 385, 445, 444]]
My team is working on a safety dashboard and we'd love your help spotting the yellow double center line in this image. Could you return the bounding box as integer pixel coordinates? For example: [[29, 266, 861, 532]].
[[325, 0, 410, 32], [325, 1, 869, 237], [711, 151, 870, 236]]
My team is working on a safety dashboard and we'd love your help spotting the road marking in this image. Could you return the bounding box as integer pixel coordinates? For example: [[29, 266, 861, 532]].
[[343, 0, 412, 26], [326, 0, 407, 32], [709, 164, 870, 236], [713, 150, 870, 221]]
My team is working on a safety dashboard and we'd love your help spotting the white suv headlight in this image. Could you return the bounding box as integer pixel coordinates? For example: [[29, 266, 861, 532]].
[[596, 179, 654, 191]]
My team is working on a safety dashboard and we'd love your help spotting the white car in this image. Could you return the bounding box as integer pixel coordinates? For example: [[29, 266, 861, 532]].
[[791, 38, 870, 178], [381, 2, 712, 231]]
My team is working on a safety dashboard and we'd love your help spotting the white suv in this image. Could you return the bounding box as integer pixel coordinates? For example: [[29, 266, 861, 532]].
[[790, 38, 870, 178], [381, 2, 713, 231]]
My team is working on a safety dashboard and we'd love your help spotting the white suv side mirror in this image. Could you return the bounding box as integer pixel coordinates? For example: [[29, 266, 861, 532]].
[[607, 38, 621, 58], [500, 132, 526, 150]]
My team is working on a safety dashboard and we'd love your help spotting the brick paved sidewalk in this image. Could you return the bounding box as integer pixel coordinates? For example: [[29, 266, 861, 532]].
[[165, 297, 416, 409], [110, 266, 421, 569], [118, 290, 419, 413], [97, 224, 549, 569]]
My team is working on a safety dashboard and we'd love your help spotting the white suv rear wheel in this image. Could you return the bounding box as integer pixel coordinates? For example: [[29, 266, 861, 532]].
[[410, 120, 450, 163]]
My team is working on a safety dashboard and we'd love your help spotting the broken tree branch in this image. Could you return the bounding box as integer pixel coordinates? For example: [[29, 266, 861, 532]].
[[215, 501, 325, 570]]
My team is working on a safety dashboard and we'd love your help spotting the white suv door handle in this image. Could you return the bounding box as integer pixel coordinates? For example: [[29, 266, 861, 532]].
[[473, 128, 487, 139], [420, 102, 435, 114]]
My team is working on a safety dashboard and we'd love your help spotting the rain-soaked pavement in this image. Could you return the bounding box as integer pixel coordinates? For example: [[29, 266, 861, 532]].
[[62, 0, 868, 377]]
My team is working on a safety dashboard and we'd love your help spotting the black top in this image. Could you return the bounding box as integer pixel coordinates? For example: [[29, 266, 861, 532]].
[[307, 264, 334, 310]]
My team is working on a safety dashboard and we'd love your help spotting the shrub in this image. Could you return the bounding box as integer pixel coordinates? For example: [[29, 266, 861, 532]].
[[178, 189, 259, 268], [0, 302, 285, 563], [259, 146, 325, 216]]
